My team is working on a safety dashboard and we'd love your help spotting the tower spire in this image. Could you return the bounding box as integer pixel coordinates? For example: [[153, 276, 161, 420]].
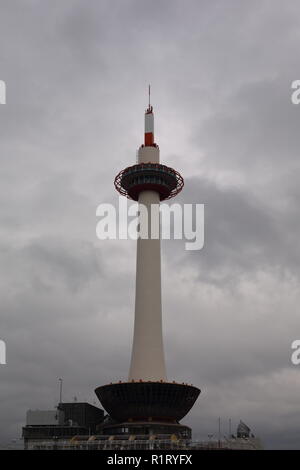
[[145, 85, 154, 146], [146, 84, 153, 113]]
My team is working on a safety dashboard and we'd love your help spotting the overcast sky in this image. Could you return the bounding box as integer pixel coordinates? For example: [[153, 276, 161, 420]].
[[1, 0, 300, 449]]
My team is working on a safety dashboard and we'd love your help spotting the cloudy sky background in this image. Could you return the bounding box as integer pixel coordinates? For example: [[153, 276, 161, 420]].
[[1, 0, 300, 449]]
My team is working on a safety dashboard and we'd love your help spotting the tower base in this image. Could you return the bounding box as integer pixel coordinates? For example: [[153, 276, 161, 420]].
[[95, 381, 200, 423]]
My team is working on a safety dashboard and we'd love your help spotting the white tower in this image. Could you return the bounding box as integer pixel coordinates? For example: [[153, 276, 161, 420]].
[[96, 92, 199, 434], [129, 105, 166, 381]]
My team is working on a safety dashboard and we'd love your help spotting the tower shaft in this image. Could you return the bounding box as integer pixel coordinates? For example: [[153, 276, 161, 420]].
[[129, 188, 166, 381]]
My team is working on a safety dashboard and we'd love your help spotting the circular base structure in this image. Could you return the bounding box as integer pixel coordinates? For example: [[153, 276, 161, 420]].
[[95, 382, 200, 423]]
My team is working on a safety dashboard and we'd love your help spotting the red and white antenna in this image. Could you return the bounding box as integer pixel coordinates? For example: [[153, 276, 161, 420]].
[[144, 84, 154, 146]]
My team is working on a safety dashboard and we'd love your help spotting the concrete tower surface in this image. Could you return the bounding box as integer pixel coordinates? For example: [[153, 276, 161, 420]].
[[95, 92, 199, 438]]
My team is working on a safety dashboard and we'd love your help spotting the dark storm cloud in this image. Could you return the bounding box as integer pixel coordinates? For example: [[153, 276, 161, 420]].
[[0, 0, 300, 450], [166, 174, 300, 284], [193, 78, 300, 181]]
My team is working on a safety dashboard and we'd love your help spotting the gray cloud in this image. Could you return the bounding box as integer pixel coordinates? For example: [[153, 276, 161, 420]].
[[0, 0, 299, 449]]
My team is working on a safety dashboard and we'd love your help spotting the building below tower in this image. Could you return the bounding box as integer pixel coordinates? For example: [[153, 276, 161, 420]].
[[22, 403, 262, 450], [22, 402, 104, 450]]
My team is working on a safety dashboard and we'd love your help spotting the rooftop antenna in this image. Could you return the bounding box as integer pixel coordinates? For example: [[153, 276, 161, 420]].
[[148, 84, 151, 108], [58, 378, 63, 404]]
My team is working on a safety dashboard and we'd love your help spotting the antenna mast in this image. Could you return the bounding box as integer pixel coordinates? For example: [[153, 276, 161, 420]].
[[58, 378, 63, 404]]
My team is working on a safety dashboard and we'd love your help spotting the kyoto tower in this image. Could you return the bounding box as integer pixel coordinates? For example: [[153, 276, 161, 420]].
[[95, 90, 200, 438]]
